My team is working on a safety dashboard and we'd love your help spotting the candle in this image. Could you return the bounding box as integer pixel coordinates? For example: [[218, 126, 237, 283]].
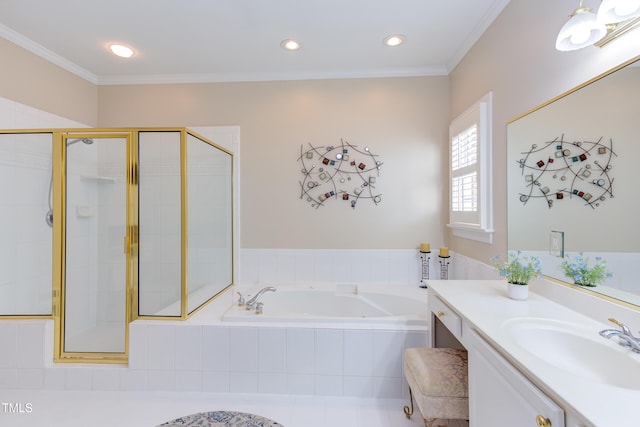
[[420, 242, 430, 253], [439, 247, 449, 257]]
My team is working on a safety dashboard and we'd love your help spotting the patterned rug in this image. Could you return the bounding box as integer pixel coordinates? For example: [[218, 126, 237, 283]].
[[158, 410, 284, 427]]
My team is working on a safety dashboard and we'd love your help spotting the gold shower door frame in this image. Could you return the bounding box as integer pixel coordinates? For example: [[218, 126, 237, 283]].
[[53, 130, 138, 364], [42, 126, 234, 364]]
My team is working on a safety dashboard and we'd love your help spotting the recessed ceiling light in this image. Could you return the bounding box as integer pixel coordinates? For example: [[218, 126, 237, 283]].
[[281, 39, 301, 51], [383, 34, 405, 47], [109, 44, 135, 58]]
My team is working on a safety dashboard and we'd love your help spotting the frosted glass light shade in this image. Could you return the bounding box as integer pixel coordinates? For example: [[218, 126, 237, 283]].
[[597, 0, 640, 24], [556, 8, 607, 51]]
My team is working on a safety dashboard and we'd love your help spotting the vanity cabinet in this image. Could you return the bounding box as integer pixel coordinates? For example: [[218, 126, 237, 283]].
[[428, 293, 591, 427], [466, 327, 564, 427]]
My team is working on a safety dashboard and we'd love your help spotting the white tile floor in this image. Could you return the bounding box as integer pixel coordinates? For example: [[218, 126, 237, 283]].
[[1, 390, 468, 427]]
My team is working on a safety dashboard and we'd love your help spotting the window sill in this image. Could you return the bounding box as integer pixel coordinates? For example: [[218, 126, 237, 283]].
[[447, 223, 494, 244]]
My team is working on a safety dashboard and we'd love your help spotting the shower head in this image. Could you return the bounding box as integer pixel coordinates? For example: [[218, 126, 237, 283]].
[[66, 138, 94, 146]]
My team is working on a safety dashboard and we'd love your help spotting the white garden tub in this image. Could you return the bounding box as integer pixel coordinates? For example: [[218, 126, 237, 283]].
[[223, 283, 428, 326]]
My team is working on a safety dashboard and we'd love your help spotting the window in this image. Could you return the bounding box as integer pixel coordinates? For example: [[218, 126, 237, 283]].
[[448, 92, 493, 243]]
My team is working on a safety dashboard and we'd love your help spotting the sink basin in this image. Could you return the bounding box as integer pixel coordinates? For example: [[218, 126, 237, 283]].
[[502, 318, 640, 390]]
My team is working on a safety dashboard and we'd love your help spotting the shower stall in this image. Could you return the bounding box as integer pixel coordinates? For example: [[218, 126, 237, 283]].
[[0, 128, 234, 363]]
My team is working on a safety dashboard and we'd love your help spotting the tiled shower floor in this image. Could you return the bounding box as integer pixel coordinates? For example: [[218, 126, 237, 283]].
[[1, 389, 469, 427]]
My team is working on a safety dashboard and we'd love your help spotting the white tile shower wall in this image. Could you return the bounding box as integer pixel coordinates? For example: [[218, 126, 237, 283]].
[[95, 144, 128, 325], [138, 132, 182, 315], [0, 97, 88, 316], [65, 142, 100, 337], [0, 133, 52, 315]]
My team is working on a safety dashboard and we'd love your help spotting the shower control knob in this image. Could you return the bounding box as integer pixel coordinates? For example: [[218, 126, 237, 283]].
[[45, 210, 54, 227]]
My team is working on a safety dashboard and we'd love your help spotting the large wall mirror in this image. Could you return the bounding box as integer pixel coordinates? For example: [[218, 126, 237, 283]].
[[507, 56, 640, 308]]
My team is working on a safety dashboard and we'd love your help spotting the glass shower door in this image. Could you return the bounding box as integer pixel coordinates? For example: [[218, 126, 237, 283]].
[[63, 135, 129, 355]]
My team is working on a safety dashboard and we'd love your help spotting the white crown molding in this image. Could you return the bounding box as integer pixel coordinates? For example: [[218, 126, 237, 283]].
[[0, 23, 98, 84], [96, 66, 448, 86], [446, 0, 511, 73]]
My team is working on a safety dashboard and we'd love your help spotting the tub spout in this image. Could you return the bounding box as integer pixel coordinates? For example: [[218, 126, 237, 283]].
[[246, 286, 276, 309]]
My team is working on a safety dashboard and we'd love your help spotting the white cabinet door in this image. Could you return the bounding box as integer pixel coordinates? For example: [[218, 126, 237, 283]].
[[467, 329, 564, 427]]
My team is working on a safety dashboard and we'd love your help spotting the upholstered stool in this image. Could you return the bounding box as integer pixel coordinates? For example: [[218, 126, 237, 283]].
[[403, 348, 469, 427]]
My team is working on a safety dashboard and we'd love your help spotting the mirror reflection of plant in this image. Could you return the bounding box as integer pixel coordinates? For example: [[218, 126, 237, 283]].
[[561, 252, 611, 287], [491, 251, 542, 285]]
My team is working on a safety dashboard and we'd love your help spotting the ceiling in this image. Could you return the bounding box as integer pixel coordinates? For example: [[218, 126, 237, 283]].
[[0, 0, 509, 85]]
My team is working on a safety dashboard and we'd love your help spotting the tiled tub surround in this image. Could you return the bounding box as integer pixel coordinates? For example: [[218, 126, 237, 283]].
[[0, 251, 493, 396], [240, 248, 437, 287], [130, 300, 429, 397], [0, 286, 428, 398]]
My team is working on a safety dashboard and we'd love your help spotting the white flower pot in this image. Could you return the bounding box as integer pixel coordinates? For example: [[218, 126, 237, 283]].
[[507, 283, 528, 301]]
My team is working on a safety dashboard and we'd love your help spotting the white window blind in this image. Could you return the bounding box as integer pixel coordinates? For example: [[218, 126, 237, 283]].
[[451, 124, 478, 213], [447, 93, 493, 243], [452, 172, 477, 212], [451, 125, 477, 172]]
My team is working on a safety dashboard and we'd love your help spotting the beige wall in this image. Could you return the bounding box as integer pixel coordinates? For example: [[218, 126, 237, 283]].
[[0, 38, 98, 126], [98, 77, 449, 249], [448, 0, 640, 263]]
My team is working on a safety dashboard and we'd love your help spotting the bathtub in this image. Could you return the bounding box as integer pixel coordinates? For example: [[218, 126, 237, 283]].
[[223, 283, 428, 326]]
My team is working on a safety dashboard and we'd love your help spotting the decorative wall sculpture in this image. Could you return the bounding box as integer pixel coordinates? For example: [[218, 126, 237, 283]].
[[517, 134, 616, 209], [298, 139, 382, 209]]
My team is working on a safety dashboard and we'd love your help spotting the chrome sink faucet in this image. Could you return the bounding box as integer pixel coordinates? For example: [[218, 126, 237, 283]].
[[599, 318, 640, 353], [245, 286, 276, 309]]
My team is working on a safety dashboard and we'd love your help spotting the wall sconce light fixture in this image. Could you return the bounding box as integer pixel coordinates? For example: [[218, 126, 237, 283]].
[[556, 0, 640, 51], [597, 0, 640, 23]]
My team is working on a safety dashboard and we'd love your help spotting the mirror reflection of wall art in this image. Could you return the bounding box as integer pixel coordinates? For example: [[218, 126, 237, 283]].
[[516, 134, 617, 209], [298, 139, 382, 209]]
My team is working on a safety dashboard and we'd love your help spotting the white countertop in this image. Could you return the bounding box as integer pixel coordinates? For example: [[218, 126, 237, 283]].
[[427, 280, 640, 426]]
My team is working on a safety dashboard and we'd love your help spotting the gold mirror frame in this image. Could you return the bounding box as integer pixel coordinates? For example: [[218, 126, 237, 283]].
[[507, 55, 640, 311]]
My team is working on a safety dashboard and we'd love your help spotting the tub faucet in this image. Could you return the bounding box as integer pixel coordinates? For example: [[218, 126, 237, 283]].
[[246, 286, 276, 309], [599, 317, 640, 353]]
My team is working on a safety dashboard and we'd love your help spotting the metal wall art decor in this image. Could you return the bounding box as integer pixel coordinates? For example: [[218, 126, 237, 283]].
[[298, 139, 383, 209], [517, 134, 616, 209]]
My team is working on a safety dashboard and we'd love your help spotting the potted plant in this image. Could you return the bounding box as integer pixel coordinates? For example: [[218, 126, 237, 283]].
[[491, 251, 542, 300], [560, 252, 611, 287]]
